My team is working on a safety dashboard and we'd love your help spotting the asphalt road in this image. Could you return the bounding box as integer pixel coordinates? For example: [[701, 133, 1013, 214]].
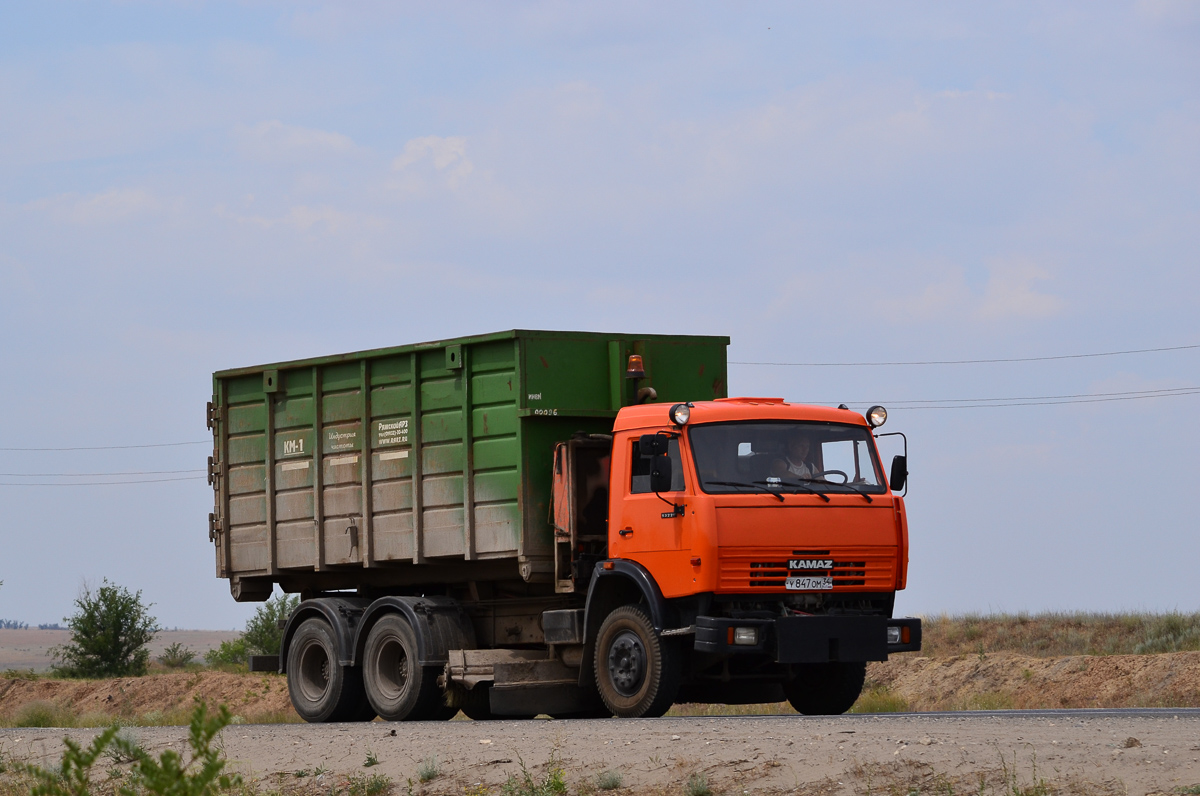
[[5, 710, 1199, 795]]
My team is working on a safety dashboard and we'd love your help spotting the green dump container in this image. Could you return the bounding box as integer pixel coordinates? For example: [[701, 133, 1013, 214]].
[[209, 330, 729, 598]]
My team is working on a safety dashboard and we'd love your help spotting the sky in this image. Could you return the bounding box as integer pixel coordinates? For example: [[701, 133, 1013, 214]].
[[1, 1, 1198, 631]]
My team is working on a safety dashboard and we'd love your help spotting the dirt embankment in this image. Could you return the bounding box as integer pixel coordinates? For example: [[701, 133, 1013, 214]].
[[2, 651, 1199, 724], [872, 650, 1200, 710], [0, 671, 296, 724]]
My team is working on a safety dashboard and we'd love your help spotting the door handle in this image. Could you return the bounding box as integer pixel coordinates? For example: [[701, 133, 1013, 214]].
[[618, 528, 634, 537]]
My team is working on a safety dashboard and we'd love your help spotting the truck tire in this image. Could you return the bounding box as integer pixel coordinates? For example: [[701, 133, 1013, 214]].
[[594, 605, 680, 718], [362, 614, 445, 721], [287, 617, 374, 723], [782, 661, 867, 715]]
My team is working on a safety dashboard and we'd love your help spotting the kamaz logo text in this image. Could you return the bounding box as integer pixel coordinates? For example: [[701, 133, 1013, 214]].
[[788, 559, 832, 570]]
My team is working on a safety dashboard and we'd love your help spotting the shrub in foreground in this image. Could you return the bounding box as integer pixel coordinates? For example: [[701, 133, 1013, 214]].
[[51, 579, 159, 678]]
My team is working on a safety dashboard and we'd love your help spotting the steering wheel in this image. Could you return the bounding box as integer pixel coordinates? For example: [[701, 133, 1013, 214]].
[[814, 470, 848, 484]]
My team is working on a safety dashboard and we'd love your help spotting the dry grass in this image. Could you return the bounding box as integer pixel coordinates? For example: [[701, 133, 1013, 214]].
[[911, 611, 1200, 658]]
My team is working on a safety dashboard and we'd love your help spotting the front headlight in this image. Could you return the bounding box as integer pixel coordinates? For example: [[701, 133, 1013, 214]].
[[669, 403, 691, 425], [866, 405, 887, 428]]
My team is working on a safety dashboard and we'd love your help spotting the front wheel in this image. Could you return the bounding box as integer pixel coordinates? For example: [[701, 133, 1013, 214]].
[[783, 661, 866, 715], [594, 605, 680, 718], [287, 617, 375, 723], [363, 614, 446, 721]]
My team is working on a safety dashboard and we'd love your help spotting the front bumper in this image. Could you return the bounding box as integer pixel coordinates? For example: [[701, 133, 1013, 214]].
[[693, 615, 922, 663]]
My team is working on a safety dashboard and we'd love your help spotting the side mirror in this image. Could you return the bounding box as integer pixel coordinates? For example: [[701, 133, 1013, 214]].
[[649, 455, 673, 493], [889, 455, 907, 493], [638, 434, 669, 456]]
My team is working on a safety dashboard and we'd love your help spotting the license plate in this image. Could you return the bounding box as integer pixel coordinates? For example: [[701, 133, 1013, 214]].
[[785, 576, 833, 590]]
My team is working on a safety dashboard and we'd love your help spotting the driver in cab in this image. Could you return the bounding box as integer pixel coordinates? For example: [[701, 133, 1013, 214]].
[[771, 431, 819, 481]]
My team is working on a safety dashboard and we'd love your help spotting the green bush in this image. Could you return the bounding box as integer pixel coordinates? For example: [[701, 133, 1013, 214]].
[[203, 636, 248, 668], [203, 593, 297, 669], [50, 579, 159, 678], [243, 593, 298, 655], [158, 641, 197, 668]]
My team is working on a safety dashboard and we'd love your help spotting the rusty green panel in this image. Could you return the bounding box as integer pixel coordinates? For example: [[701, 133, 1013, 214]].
[[213, 329, 728, 581], [227, 403, 265, 435], [322, 392, 360, 424], [371, 384, 413, 417], [274, 397, 314, 430]]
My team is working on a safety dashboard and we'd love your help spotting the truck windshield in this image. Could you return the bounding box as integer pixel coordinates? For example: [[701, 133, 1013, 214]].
[[688, 421, 887, 496]]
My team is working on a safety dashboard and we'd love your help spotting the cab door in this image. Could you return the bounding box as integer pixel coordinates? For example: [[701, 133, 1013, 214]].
[[609, 432, 694, 596]]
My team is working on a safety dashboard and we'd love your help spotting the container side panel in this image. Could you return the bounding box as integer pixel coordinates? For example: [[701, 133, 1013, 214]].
[[474, 470, 518, 503], [275, 430, 315, 460], [423, 507, 466, 557], [276, 461, 313, 490], [372, 479, 414, 512], [230, 524, 267, 572], [472, 404, 517, 438], [323, 362, 361, 393], [228, 435, 266, 465], [371, 385, 413, 418], [474, 437, 517, 470], [423, 442, 464, 475], [322, 392, 360, 424], [323, 517, 361, 564], [323, 484, 362, 517], [473, 372, 516, 405], [227, 404, 266, 435], [323, 422, 362, 454], [276, 521, 315, 569], [422, 474, 464, 508], [641, 339, 729, 401], [274, 398, 315, 430], [276, 491, 314, 523], [373, 512, 414, 561], [475, 503, 519, 554], [422, 409, 463, 443], [228, 465, 265, 496], [370, 355, 410, 385], [229, 494, 266, 525], [323, 455, 362, 486], [420, 377, 461, 411], [226, 375, 263, 404], [471, 340, 517, 372], [282, 368, 313, 395], [522, 338, 611, 413]]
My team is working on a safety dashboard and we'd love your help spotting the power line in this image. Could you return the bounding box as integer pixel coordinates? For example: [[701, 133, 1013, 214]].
[[0, 469, 205, 477], [731, 342, 1200, 367], [829, 386, 1200, 406], [0, 475, 206, 486], [0, 441, 209, 452], [825, 386, 1200, 410]]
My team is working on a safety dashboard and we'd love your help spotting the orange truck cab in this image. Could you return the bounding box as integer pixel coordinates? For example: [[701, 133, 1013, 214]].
[[555, 397, 920, 717]]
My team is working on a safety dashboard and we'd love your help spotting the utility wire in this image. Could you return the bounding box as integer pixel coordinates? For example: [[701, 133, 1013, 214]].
[[828, 386, 1200, 407], [731, 342, 1200, 367], [0, 441, 209, 452], [825, 387, 1200, 410], [0, 475, 206, 486], [0, 469, 206, 477]]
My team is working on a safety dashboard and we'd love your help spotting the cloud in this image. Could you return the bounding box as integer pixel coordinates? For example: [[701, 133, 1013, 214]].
[[214, 203, 383, 235], [876, 258, 1063, 323], [391, 135, 474, 183], [976, 259, 1064, 320], [234, 120, 357, 162], [29, 188, 162, 224]]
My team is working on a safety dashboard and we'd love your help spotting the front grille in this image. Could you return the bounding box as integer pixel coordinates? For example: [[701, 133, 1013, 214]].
[[719, 547, 896, 592]]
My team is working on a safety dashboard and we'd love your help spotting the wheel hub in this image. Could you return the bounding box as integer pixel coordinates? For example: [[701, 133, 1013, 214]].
[[607, 630, 646, 697]]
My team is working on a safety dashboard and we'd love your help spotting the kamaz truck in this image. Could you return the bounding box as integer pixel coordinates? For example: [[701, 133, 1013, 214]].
[[207, 330, 919, 721]]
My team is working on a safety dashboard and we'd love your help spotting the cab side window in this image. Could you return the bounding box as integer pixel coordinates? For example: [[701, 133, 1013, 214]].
[[630, 437, 686, 493]]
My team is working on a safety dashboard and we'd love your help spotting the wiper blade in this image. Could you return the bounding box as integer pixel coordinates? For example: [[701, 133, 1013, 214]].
[[791, 477, 872, 503], [705, 480, 785, 502], [755, 479, 831, 503]]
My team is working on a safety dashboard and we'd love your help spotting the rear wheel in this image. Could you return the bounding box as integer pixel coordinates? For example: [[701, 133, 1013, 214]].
[[594, 605, 680, 718], [363, 614, 445, 721], [287, 617, 374, 723], [783, 661, 866, 715]]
